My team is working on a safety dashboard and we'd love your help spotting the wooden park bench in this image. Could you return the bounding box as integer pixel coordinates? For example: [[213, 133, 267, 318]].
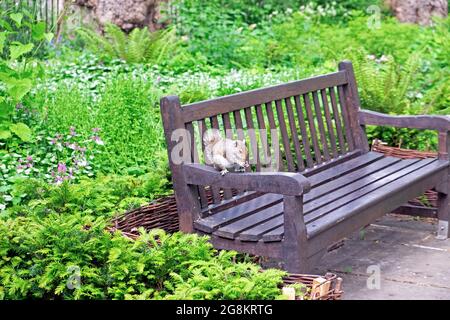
[[160, 61, 450, 272]]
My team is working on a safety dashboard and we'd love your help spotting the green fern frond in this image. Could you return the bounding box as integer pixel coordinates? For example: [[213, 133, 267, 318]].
[[104, 23, 128, 59], [77, 24, 180, 65]]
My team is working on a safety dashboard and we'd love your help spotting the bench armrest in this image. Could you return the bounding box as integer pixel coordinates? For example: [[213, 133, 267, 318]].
[[359, 109, 450, 132], [182, 163, 311, 196]]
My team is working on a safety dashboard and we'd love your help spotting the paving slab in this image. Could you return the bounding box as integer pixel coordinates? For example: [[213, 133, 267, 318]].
[[312, 214, 450, 300]]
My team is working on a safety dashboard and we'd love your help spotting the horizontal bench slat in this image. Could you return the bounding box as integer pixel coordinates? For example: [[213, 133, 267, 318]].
[[181, 71, 348, 122]]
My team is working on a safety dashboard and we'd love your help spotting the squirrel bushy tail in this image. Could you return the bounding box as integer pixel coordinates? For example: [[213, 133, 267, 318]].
[[203, 129, 222, 166], [203, 129, 222, 146]]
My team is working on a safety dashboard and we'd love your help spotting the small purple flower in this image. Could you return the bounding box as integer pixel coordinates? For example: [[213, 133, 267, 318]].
[[26, 156, 33, 162], [54, 176, 64, 185], [92, 127, 101, 133], [66, 143, 77, 150], [57, 163, 67, 173], [76, 146, 87, 153], [68, 168, 75, 179], [69, 126, 77, 137], [91, 135, 104, 146], [74, 158, 88, 167]]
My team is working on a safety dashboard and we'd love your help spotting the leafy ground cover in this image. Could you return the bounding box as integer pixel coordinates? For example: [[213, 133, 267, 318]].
[[0, 0, 448, 299]]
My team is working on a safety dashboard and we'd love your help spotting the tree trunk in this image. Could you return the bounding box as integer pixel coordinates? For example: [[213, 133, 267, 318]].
[[386, 0, 448, 25], [73, 0, 167, 32]]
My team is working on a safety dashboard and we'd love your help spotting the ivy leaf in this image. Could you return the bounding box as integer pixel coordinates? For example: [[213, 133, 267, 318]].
[[9, 43, 34, 61], [10, 122, 33, 142], [9, 13, 23, 27]]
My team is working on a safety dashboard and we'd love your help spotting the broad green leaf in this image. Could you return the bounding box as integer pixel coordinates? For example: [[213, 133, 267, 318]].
[[0, 101, 13, 120], [9, 43, 34, 61], [32, 22, 46, 41], [0, 129, 11, 140], [10, 122, 33, 142], [0, 32, 6, 53], [4, 78, 33, 101], [9, 13, 23, 27], [44, 32, 54, 42]]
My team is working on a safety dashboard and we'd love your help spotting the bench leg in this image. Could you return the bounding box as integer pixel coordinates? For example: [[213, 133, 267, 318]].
[[282, 195, 311, 273], [283, 250, 310, 273], [437, 132, 450, 239], [437, 191, 450, 239]]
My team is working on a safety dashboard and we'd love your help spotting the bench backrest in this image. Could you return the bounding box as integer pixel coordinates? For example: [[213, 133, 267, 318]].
[[161, 61, 369, 214]]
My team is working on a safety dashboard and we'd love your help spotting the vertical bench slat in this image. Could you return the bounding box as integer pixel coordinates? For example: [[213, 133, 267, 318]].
[[337, 86, 355, 150], [255, 104, 270, 169], [321, 89, 338, 158], [285, 97, 305, 171], [265, 101, 283, 172], [233, 109, 250, 173], [185, 122, 203, 207], [197, 119, 209, 208], [209, 115, 223, 203], [303, 93, 323, 164], [294, 95, 314, 168], [245, 107, 261, 172], [222, 113, 233, 139], [329, 87, 346, 154], [221, 113, 234, 199], [312, 91, 331, 161], [275, 99, 295, 172]]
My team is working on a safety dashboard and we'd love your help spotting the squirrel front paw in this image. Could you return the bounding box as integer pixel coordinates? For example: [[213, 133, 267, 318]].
[[220, 169, 229, 176]]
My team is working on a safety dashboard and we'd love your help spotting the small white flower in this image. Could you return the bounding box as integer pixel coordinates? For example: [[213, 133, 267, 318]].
[[3, 195, 12, 201], [0, 204, 5, 211]]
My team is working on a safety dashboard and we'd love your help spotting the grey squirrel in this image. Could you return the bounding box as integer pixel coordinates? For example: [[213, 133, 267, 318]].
[[203, 129, 249, 175]]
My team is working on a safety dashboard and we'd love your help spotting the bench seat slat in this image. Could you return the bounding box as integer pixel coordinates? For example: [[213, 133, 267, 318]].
[[305, 158, 440, 228], [199, 151, 383, 218], [306, 151, 384, 186], [194, 193, 282, 233], [239, 215, 284, 242], [232, 157, 414, 242], [262, 158, 447, 242], [304, 158, 418, 210], [197, 152, 388, 236], [194, 156, 447, 243], [213, 204, 284, 239]]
